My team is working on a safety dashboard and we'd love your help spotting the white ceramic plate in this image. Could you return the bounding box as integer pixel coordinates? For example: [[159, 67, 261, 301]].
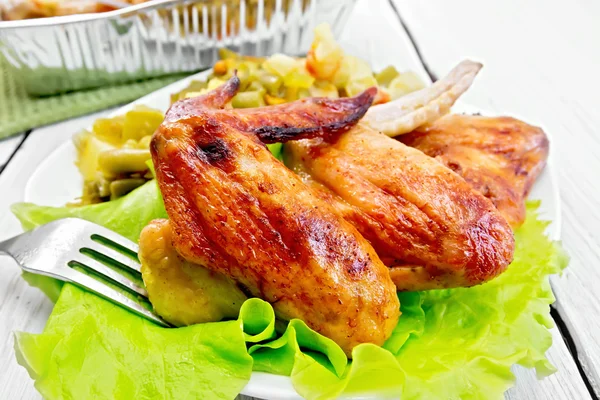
[[24, 70, 561, 399]]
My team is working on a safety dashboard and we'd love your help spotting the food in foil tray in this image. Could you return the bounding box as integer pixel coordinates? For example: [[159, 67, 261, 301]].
[[0, 0, 150, 20]]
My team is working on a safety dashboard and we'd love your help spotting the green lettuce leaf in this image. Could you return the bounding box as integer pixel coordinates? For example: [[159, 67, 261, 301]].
[[11, 182, 567, 400], [12, 180, 166, 242], [267, 143, 283, 160], [15, 284, 253, 400]]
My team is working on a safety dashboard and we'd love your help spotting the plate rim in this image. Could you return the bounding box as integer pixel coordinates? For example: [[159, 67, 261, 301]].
[[22, 69, 562, 399]]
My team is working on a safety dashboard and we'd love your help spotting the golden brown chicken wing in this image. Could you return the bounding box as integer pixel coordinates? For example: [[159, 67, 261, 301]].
[[150, 76, 399, 356], [399, 115, 549, 227], [285, 124, 515, 291]]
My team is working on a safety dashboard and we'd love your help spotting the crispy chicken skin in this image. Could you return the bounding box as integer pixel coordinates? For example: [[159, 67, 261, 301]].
[[400, 115, 549, 227], [285, 125, 515, 291], [150, 76, 400, 355]]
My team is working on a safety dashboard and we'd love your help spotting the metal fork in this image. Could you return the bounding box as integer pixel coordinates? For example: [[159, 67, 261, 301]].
[[0, 218, 169, 327]]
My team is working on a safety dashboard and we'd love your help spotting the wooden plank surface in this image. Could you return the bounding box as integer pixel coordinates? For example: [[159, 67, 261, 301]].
[[392, 1, 600, 398], [0, 134, 26, 171], [0, 113, 112, 400], [0, 0, 595, 398]]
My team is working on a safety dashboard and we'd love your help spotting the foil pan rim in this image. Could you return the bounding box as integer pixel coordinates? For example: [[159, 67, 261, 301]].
[[0, 0, 202, 29]]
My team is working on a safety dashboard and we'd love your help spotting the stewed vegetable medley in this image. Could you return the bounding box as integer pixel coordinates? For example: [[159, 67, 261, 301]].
[[73, 24, 425, 205]]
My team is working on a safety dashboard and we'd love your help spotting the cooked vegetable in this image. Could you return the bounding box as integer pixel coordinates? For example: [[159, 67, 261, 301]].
[[345, 75, 378, 97], [98, 148, 152, 176], [242, 80, 261, 93], [306, 23, 344, 80], [267, 143, 283, 160], [309, 81, 339, 98], [1, 0, 151, 21], [138, 135, 152, 150], [74, 132, 116, 182], [73, 106, 165, 205], [122, 106, 164, 142], [207, 78, 228, 91], [387, 71, 427, 99], [213, 60, 229, 75], [375, 66, 400, 87], [264, 93, 287, 105], [92, 117, 125, 145], [231, 91, 266, 108], [171, 80, 207, 103], [258, 73, 282, 94], [75, 23, 425, 206], [109, 178, 147, 200], [173, 24, 423, 112], [263, 53, 298, 77], [283, 69, 315, 89]]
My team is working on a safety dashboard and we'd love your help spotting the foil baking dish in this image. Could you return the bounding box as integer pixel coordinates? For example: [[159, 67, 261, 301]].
[[0, 0, 357, 95]]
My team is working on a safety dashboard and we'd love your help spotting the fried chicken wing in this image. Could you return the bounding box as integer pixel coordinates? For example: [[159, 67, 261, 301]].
[[285, 124, 515, 291], [400, 115, 549, 227], [150, 76, 399, 355], [283, 61, 515, 291]]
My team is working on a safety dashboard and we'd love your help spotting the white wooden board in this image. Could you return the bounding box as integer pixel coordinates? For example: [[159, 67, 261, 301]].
[[0, 134, 25, 171], [0, 113, 111, 400], [0, 0, 596, 398], [392, 1, 600, 398]]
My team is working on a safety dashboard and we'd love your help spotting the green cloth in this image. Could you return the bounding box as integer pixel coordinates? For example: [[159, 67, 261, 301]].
[[0, 56, 193, 140]]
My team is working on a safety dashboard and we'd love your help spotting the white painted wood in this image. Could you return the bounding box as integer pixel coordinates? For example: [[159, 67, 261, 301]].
[[0, 0, 593, 399], [0, 134, 25, 170], [0, 112, 113, 400], [392, 1, 600, 398], [506, 330, 591, 400]]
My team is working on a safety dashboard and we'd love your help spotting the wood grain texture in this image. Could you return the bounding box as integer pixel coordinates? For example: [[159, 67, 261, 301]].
[[0, 134, 25, 171], [0, 0, 595, 398], [0, 113, 112, 400], [392, 0, 600, 398]]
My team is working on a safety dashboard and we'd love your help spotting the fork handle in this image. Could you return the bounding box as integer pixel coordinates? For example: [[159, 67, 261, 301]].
[[0, 234, 24, 258]]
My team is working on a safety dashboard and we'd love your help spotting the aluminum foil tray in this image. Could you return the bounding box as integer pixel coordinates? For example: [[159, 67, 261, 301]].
[[0, 0, 357, 95]]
